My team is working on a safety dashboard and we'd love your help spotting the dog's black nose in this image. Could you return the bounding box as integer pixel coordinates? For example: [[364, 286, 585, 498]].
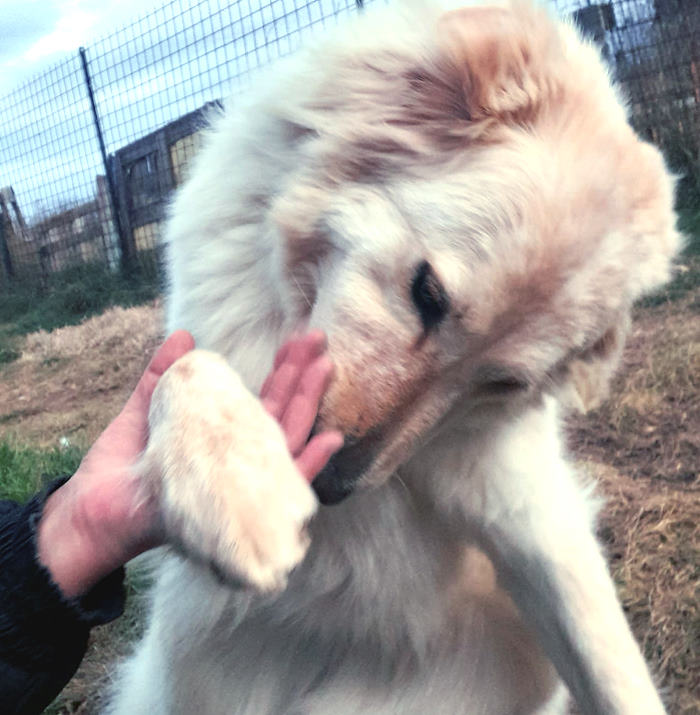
[[312, 459, 356, 505], [310, 433, 377, 505]]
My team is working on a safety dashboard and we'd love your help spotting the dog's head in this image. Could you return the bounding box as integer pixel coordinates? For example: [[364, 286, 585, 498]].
[[270, 2, 680, 504]]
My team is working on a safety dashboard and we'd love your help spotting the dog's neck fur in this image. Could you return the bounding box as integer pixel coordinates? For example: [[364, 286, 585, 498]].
[[271, 477, 459, 648]]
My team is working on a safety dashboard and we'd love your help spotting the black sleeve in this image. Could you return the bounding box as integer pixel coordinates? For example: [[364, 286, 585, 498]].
[[0, 479, 126, 715]]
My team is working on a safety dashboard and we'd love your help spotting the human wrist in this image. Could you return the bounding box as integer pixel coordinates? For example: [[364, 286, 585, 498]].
[[37, 469, 159, 599], [37, 478, 109, 598]]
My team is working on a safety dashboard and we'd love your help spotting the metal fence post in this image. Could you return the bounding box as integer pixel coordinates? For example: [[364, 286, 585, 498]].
[[78, 46, 134, 273], [0, 211, 14, 281]]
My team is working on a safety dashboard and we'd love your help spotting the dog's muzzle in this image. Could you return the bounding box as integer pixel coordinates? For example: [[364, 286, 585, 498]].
[[311, 432, 380, 505]]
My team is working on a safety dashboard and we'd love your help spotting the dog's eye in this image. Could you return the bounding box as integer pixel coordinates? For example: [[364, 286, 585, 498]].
[[474, 366, 530, 397], [411, 260, 449, 331], [482, 377, 528, 395]]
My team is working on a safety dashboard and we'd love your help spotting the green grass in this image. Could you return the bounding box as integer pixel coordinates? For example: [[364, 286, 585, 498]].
[[0, 343, 20, 365], [678, 206, 700, 254], [0, 439, 84, 502], [0, 263, 160, 337]]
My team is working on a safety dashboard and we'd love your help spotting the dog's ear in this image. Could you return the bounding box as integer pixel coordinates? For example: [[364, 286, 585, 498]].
[[561, 319, 628, 412], [431, 4, 560, 125]]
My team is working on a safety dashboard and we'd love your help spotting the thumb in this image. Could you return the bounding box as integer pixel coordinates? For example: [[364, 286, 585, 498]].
[[125, 330, 196, 415]]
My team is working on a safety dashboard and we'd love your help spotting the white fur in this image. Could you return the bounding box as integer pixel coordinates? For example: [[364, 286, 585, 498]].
[[108, 2, 679, 713]]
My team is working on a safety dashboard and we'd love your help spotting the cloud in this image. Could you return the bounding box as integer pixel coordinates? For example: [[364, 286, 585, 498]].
[[0, 0, 152, 95], [0, 1, 62, 63]]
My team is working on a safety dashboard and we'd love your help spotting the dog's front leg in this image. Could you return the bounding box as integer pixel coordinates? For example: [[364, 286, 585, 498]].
[[433, 399, 664, 714], [137, 349, 318, 591]]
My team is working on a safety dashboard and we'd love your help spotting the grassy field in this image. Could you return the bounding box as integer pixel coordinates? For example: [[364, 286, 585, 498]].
[[0, 440, 83, 502], [0, 232, 697, 712]]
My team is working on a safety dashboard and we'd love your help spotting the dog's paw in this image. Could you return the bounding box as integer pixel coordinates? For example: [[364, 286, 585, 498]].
[[139, 350, 317, 591]]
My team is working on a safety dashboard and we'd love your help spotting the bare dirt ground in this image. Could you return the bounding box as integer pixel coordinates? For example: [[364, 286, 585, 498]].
[[0, 295, 697, 714]]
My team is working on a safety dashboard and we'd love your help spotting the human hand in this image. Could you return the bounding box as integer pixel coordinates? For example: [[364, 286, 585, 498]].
[[37, 331, 195, 598], [38, 331, 340, 598], [260, 330, 343, 483]]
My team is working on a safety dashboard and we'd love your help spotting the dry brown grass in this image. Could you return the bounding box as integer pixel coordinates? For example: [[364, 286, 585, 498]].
[[571, 295, 699, 487], [19, 303, 163, 367], [0, 294, 697, 714], [0, 302, 163, 448], [578, 461, 699, 714], [568, 292, 700, 714]]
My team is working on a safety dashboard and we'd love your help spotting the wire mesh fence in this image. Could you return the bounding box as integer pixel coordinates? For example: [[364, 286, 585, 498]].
[[0, 0, 698, 297]]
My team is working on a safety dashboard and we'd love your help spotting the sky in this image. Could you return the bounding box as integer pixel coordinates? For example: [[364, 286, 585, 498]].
[[0, 0, 159, 95]]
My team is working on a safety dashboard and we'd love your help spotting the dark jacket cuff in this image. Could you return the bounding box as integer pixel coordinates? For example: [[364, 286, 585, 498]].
[[0, 477, 126, 671]]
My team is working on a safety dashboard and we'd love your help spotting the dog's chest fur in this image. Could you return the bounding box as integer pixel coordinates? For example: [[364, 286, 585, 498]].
[[148, 480, 553, 714]]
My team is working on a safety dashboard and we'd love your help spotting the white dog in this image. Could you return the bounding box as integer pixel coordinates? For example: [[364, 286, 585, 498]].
[[109, 2, 680, 713]]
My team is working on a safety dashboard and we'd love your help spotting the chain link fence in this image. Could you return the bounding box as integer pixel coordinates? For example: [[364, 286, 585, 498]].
[[0, 0, 698, 295]]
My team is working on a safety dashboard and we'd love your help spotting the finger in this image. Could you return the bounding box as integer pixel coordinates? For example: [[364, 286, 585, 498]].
[[295, 431, 344, 483], [261, 336, 306, 415], [262, 332, 328, 418], [296, 330, 327, 358], [149, 330, 196, 377], [274, 330, 326, 370], [261, 363, 302, 419], [272, 340, 292, 371], [281, 355, 334, 455], [126, 330, 196, 414], [274, 330, 326, 369], [259, 372, 274, 400], [99, 331, 196, 452]]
